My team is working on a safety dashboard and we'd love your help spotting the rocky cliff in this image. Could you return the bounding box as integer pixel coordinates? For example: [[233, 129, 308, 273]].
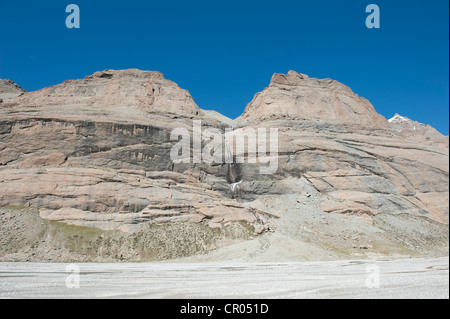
[[0, 70, 268, 233], [0, 79, 26, 100], [2, 69, 200, 117], [0, 69, 448, 262], [239, 71, 389, 127]]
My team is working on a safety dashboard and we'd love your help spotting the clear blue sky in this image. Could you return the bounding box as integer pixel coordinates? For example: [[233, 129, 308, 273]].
[[0, 0, 448, 134]]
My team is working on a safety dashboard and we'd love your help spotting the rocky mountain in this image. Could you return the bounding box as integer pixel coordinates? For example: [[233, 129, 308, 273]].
[[238, 71, 389, 127], [2, 69, 200, 117], [388, 113, 449, 147], [0, 69, 266, 232], [0, 79, 26, 99], [0, 69, 448, 262]]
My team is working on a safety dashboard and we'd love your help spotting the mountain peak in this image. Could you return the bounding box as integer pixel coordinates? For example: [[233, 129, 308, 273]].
[[388, 113, 411, 124], [87, 69, 165, 81], [0, 79, 26, 99], [388, 113, 448, 146], [2, 69, 200, 117], [239, 71, 388, 127], [270, 70, 310, 85]]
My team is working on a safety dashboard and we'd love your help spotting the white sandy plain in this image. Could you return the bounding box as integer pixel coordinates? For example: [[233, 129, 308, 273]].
[[0, 257, 448, 299]]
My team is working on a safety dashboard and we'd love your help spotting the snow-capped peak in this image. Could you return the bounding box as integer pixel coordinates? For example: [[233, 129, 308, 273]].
[[388, 113, 410, 123]]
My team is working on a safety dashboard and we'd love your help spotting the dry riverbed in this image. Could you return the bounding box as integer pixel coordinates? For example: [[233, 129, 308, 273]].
[[0, 257, 448, 299]]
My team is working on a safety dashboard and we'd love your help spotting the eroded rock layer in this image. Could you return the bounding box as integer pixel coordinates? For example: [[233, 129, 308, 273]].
[[0, 69, 448, 261]]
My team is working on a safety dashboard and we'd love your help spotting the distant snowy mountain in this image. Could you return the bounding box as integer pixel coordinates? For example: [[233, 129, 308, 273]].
[[388, 113, 410, 124], [388, 113, 449, 146]]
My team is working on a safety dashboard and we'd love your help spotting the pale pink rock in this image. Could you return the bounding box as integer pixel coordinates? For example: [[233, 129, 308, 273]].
[[0, 69, 447, 237], [238, 70, 389, 127]]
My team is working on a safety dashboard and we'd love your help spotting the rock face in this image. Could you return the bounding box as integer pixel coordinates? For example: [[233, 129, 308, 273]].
[[238, 70, 389, 127], [235, 72, 448, 225], [0, 69, 269, 235], [2, 69, 200, 117], [0, 69, 448, 262], [0, 79, 26, 99]]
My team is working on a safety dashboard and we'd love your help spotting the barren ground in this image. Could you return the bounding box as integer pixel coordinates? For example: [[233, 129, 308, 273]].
[[0, 257, 448, 299]]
